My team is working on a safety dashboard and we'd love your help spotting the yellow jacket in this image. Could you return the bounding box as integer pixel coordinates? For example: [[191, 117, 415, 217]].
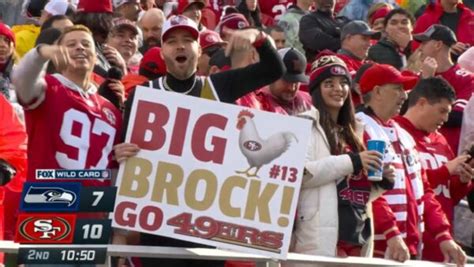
[[12, 24, 40, 59]]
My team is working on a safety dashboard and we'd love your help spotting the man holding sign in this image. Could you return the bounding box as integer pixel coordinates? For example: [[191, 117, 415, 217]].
[[114, 15, 286, 267], [116, 15, 285, 159]]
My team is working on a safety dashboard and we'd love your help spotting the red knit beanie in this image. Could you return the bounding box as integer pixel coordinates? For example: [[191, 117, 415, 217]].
[[0, 23, 15, 45]]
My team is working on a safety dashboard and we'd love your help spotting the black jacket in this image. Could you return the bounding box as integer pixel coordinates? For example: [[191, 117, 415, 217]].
[[298, 10, 350, 62], [367, 38, 412, 70]]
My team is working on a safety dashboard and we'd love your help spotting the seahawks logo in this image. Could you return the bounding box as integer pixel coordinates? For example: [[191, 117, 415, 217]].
[[24, 186, 77, 207]]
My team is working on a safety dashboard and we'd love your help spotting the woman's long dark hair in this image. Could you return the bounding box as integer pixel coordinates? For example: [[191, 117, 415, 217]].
[[311, 79, 365, 155], [237, 1, 263, 28]]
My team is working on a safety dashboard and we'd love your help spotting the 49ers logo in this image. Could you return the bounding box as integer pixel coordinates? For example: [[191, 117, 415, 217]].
[[243, 140, 262, 151], [15, 214, 76, 244]]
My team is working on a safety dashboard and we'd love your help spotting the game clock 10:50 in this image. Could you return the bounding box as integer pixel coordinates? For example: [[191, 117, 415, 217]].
[[61, 249, 95, 261], [18, 247, 107, 264]]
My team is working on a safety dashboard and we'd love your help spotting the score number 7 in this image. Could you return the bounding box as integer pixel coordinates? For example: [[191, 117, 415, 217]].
[[92, 191, 104, 207], [79, 187, 117, 212]]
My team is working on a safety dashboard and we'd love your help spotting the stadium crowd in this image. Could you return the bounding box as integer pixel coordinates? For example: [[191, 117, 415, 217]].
[[0, 0, 473, 266]]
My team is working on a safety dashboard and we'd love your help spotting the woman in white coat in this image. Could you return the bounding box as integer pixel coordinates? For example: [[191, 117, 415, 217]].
[[292, 55, 394, 259]]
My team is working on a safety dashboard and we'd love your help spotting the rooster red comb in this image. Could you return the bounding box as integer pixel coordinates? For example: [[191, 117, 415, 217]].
[[238, 109, 254, 119]]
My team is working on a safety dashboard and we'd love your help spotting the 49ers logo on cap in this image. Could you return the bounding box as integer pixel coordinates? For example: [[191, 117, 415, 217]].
[[237, 21, 246, 29], [206, 34, 218, 43], [170, 15, 187, 26], [330, 66, 347, 75], [15, 213, 76, 244]]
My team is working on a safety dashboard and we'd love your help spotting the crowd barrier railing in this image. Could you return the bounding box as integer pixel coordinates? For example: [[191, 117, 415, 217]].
[[0, 240, 473, 267]]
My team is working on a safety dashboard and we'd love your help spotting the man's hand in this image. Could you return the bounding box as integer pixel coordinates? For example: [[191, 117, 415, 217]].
[[38, 44, 72, 72], [446, 155, 473, 183], [420, 56, 438, 78], [114, 143, 140, 163], [225, 28, 264, 56], [382, 164, 396, 184], [386, 235, 410, 262], [102, 44, 128, 75], [390, 30, 412, 49], [451, 42, 469, 55], [439, 239, 467, 267], [108, 79, 125, 107]]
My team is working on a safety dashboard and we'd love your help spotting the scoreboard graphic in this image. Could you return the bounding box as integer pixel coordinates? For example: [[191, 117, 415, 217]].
[[16, 169, 116, 265]]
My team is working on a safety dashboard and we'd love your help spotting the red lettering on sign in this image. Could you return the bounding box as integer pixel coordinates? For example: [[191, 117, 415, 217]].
[[169, 108, 191, 156], [139, 205, 164, 231], [191, 114, 228, 164], [167, 212, 194, 235], [166, 212, 283, 250], [130, 101, 169, 150], [114, 201, 138, 227], [114, 201, 163, 231], [130, 102, 228, 164]]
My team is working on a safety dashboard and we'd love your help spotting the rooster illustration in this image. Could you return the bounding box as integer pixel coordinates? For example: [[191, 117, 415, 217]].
[[235, 110, 298, 177]]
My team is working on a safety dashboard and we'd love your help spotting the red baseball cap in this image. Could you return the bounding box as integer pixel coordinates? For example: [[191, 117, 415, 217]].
[[0, 23, 15, 45], [139, 47, 167, 77], [161, 15, 200, 42], [359, 64, 418, 94], [110, 17, 139, 35], [199, 30, 225, 50], [177, 0, 206, 14], [77, 0, 113, 13]]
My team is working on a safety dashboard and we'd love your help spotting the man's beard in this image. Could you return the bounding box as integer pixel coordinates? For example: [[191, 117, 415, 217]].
[[139, 37, 161, 54]]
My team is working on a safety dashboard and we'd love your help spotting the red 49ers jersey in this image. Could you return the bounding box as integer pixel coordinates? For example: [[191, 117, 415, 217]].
[[24, 74, 122, 184], [438, 64, 473, 112], [258, 0, 293, 21], [437, 64, 474, 152]]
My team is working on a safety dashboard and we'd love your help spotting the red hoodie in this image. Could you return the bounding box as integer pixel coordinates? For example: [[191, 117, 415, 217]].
[[437, 64, 474, 153], [395, 116, 473, 262], [413, 2, 474, 50], [0, 95, 27, 263]]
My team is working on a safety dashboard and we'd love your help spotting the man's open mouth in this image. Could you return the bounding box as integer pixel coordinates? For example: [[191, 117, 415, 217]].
[[176, 56, 187, 63]]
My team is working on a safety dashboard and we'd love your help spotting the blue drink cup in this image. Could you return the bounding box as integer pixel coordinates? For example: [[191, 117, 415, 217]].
[[367, 140, 386, 181]]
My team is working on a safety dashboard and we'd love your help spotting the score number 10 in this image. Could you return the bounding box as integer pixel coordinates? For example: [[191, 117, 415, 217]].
[[74, 219, 112, 244]]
